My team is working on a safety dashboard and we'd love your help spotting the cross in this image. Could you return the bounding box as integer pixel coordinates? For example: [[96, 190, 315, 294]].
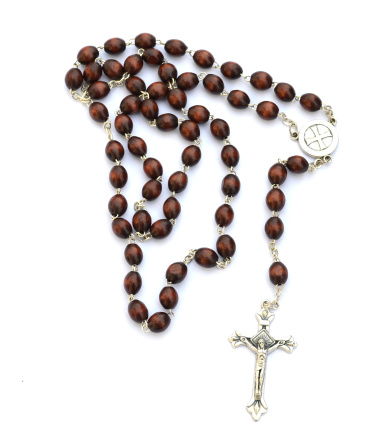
[[229, 308, 297, 421], [304, 124, 332, 150]]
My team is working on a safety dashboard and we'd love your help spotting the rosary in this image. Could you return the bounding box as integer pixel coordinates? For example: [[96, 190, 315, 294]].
[[65, 33, 338, 422]]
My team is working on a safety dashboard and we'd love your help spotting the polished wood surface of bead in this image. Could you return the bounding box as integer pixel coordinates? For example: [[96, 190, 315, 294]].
[[182, 145, 201, 166], [83, 62, 102, 83], [163, 197, 181, 220], [221, 61, 243, 79], [221, 145, 240, 167], [77, 46, 99, 64], [128, 136, 147, 157], [143, 157, 163, 179], [211, 119, 230, 140], [132, 210, 152, 233], [142, 48, 164, 65], [188, 105, 210, 123], [266, 188, 286, 211], [179, 120, 200, 141], [256, 101, 279, 120], [165, 39, 188, 56], [147, 82, 168, 100], [168, 171, 188, 193], [193, 50, 215, 68], [124, 271, 142, 295], [156, 113, 178, 131], [104, 37, 126, 54], [114, 113, 133, 135], [227, 90, 250, 109], [150, 219, 173, 239], [167, 88, 187, 109], [109, 165, 128, 188], [215, 204, 234, 227], [166, 262, 187, 283], [217, 235, 236, 258], [158, 63, 177, 83], [142, 179, 162, 201], [108, 194, 127, 216], [286, 156, 309, 173], [203, 74, 224, 94], [124, 54, 143, 75], [88, 81, 110, 100], [124, 244, 143, 265], [177, 72, 199, 91], [269, 261, 288, 285], [250, 71, 273, 90], [120, 95, 141, 115], [126, 76, 146, 95], [268, 163, 287, 185], [222, 174, 240, 196], [195, 248, 219, 268], [300, 93, 322, 111], [159, 287, 179, 309], [275, 82, 296, 102], [135, 33, 156, 49], [265, 217, 284, 240], [140, 99, 159, 120], [103, 59, 124, 80], [112, 218, 132, 239], [65, 68, 83, 90], [148, 312, 171, 333], [89, 102, 109, 122], [128, 300, 148, 323]]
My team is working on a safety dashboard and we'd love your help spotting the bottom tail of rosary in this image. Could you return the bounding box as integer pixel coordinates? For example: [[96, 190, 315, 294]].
[[247, 395, 268, 421]]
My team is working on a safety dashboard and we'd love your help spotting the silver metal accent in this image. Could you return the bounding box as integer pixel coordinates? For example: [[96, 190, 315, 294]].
[[298, 120, 338, 158]]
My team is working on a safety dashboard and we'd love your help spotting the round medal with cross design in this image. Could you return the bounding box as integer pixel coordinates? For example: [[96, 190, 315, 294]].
[[298, 120, 338, 158]]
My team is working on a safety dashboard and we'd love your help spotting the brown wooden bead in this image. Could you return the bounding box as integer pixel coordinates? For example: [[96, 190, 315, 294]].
[[103, 59, 124, 80], [106, 140, 124, 160], [275, 82, 296, 102], [300, 93, 322, 112], [104, 37, 126, 54], [165, 39, 188, 56], [147, 82, 168, 100], [227, 90, 250, 109], [88, 81, 110, 100], [120, 95, 141, 115], [211, 119, 230, 140], [265, 217, 284, 240], [128, 300, 148, 323], [158, 63, 177, 83], [182, 145, 201, 166], [217, 235, 236, 258], [166, 262, 187, 283], [156, 113, 178, 131], [126, 76, 146, 95], [195, 248, 218, 268], [250, 71, 273, 90], [128, 136, 147, 157], [168, 171, 188, 193], [286, 156, 309, 174], [215, 204, 234, 227], [124, 271, 142, 295], [114, 113, 133, 135], [83, 62, 102, 83], [180, 120, 200, 141], [268, 163, 287, 185], [266, 188, 285, 211], [89, 102, 109, 122], [159, 287, 179, 309], [151, 219, 173, 239], [142, 48, 164, 65], [163, 197, 181, 220], [221, 145, 240, 167], [221, 61, 243, 79], [143, 157, 163, 179], [188, 105, 210, 123], [148, 312, 171, 333], [269, 261, 288, 285], [133, 210, 151, 233], [193, 50, 214, 68], [177, 72, 199, 91], [65, 68, 83, 90], [142, 179, 162, 201], [167, 88, 187, 110], [222, 174, 241, 196], [140, 99, 159, 120], [108, 194, 127, 216], [77, 46, 99, 64], [124, 54, 143, 75], [203, 74, 224, 94], [135, 33, 156, 49], [112, 218, 132, 239], [256, 101, 279, 120], [124, 243, 143, 265], [109, 165, 128, 188]]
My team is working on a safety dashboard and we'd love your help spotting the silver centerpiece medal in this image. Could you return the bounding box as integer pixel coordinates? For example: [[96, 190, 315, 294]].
[[298, 119, 338, 158]]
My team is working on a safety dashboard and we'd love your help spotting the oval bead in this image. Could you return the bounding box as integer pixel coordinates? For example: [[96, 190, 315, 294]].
[[168, 171, 188, 193], [268, 163, 287, 185], [166, 262, 187, 284], [217, 235, 236, 258], [111, 218, 132, 239], [300, 93, 322, 111], [77, 46, 99, 64], [83, 62, 102, 83], [182, 145, 201, 166], [88, 81, 110, 100], [188, 105, 210, 123], [142, 48, 164, 65], [128, 300, 148, 323], [269, 261, 288, 285], [265, 217, 284, 240], [124, 271, 142, 295], [156, 113, 178, 132], [250, 71, 273, 90], [132, 210, 152, 233], [135, 33, 156, 49], [165, 39, 188, 56], [177, 72, 199, 91], [215, 204, 234, 227], [103, 59, 124, 80], [109, 165, 128, 188], [227, 90, 250, 109], [167, 88, 187, 109], [159, 286, 179, 309], [65, 68, 83, 90], [114, 113, 133, 135], [211, 119, 230, 140], [124, 54, 143, 75], [221, 61, 243, 79], [105, 139, 125, 161], [286, 156, 309, 174], [147, 82, 168, 100], [120, 95, 141, 115], [148, 312, 171, 333], [89, 102, 109, 122], [266, 188, 285, 211], [195, 248, 218, 268], [275, 82, 296, 102], [203, 74, 224, 94], [124, 243, 143, 265], [151, 219, 173, 239], [104, 37, 126, 54], [128, 136, 147, 157], [143, 157, 163, 179], [142, 179, 162, 201], [222, 174, 240, 196], [221, 145, 240, 167], [140, 99, 159, 120], [108, 194, 127, 216], [158, 63, 177, 83], [126, 76, 146, 95], [193, 50, 214, 68], [163, 197, 181, 220], [256, 101, 279, 120], [180, 120, 200, 141]]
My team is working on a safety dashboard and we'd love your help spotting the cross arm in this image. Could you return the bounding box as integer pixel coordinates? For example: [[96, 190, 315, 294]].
[[269, 336, 297, 353], [229, 331, 258, 352]]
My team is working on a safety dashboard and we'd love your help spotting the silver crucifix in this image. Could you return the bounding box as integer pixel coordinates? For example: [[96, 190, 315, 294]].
[[229, 308, 297, 421]]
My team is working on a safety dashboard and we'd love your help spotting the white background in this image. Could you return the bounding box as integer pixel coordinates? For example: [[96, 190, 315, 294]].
[[1, 1, 381, 447]]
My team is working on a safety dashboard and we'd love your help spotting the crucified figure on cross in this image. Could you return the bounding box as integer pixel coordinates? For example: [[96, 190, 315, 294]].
[[229, 308, 297, 421]]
